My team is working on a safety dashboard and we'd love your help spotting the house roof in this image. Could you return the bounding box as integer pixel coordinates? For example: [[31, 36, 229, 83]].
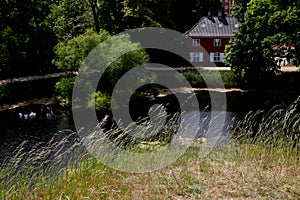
[[185, 16, 239, 38]]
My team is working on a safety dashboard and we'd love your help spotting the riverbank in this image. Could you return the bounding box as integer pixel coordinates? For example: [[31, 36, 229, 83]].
[[0, 84, 299, 200], [0, 73, 68, 105], [2, 143, 298, 199], [0, 72, 67, 86], [1, 129, 299, 199], [0, 97, 57, 112]]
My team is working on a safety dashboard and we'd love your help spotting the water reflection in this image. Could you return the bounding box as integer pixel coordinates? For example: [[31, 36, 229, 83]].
[[0, 104, 75, 161]]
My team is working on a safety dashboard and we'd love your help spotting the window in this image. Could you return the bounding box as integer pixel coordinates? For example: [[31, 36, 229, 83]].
[[210, 53, 224, 62], [192, 39, 200, 46], [214, 53, 221, 62], [189, 52, 203, 62], [214, 39, 221, 46]]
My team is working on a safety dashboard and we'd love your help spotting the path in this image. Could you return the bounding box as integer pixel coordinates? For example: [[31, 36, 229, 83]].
[[146, 66, 298, 72], [0, 66, 298, 86], [0, 72, 67, 85]]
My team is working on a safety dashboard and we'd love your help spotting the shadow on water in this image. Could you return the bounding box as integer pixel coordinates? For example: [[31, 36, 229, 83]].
[[0, 104, 75, 162], [1, 91, 299, 161]]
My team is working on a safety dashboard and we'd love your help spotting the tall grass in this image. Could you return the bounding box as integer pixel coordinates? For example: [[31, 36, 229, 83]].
[[0, 130, 86, 198], [0, 97, 299, 199], [230, 96, 300, 150]]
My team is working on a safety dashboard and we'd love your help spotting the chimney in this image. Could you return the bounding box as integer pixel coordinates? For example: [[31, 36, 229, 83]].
[[218, 9, 223, 19], [208, 11, 212, 20]]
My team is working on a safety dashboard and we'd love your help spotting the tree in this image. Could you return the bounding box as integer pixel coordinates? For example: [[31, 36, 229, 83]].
[[225, 0, 300, 85], [53, 29, 110, 72], [0, 0, 57, 78], [122, 0, 162, 29], [53, 29, 149, 109], [48, 0, 93, 41], [231, 0, 250, 23], [169, 0, 223, 32]]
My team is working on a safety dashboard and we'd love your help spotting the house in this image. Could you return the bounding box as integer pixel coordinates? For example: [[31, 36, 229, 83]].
[[185, 11, 239, 65]]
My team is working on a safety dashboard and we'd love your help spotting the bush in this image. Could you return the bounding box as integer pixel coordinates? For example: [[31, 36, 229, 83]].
[[88, 91, 112, 111], [182, 70, 238, 88], [54, 76, 75, 107], [52, 29, 150, 111], [0, 85, 11, 103], [52, 29, 110, 72]]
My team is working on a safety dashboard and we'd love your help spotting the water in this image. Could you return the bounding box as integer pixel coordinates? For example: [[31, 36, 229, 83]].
[[0, 91, 298, 162], [0, 104, 75, 161]]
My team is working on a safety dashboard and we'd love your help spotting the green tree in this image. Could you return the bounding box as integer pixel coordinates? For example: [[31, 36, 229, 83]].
[[225, 0, 300, 85], [170, 0, 223, 32], [53, 29, 149, 110], [122, 0, 162, 29], [231, 0, 250, 23], [0, 0, 57, 78], [48, 0, 93, 41], [53, 29, 110, 72]]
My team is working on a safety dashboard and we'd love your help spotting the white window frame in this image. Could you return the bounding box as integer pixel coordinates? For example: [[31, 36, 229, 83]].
[[210, 52, 224, 62], [192, 39, 200, 46], [189, 52, 203, 62], [213, 39, 221, 47]]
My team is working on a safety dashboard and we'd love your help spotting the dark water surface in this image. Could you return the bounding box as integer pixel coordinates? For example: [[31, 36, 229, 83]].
[[0, 104, 75, 161], [0, 90, 299, 162]]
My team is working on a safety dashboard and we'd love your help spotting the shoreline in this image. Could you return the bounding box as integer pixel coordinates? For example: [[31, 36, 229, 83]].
[[0, 97, 57, 112]]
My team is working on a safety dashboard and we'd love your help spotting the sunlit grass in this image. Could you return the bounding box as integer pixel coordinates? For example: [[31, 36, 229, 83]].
[[0, 98, 299, 199]]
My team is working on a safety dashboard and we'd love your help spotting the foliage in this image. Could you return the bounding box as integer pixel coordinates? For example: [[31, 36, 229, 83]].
[[122, 0, 162, 28], [182, 70, 238, 88], [225, 0, 300, 85], [171, 0, 223, 32], [54, 76, 75, 107], [88, 91, 112, 111], [48, 0, 93, 41], [230, 0, 250, 23], [0, 0, 227, 79], [53, 30, 149, 109], [0, 85, 11, 103], [0, 0, 57, 78], [52, 29, 110, 72]]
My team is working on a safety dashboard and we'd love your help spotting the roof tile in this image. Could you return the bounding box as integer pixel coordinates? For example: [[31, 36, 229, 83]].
[[186, 16, 239, 38]]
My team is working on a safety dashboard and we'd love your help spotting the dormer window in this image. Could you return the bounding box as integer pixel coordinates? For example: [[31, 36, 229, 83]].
[[193, 39, 200, 46], [214, 39, 221, 47]]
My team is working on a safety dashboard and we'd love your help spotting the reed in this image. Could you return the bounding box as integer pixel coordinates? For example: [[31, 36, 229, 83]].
[[0, 97, 299, 199]]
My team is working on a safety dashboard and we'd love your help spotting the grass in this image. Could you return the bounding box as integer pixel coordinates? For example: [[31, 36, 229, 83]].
[[0, 98, 299, 199]]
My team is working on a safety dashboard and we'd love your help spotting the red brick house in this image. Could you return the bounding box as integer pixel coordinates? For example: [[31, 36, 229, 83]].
[[185, 13, 239, 65]]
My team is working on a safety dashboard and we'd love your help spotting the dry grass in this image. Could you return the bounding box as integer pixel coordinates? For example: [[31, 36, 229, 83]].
[[1, 98, 299, 199], [2, 143, 299, 200]]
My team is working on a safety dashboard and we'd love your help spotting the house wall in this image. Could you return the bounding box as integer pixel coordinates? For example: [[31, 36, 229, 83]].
[[189, 38, 230, 53], [188, 37, 231, 65]]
